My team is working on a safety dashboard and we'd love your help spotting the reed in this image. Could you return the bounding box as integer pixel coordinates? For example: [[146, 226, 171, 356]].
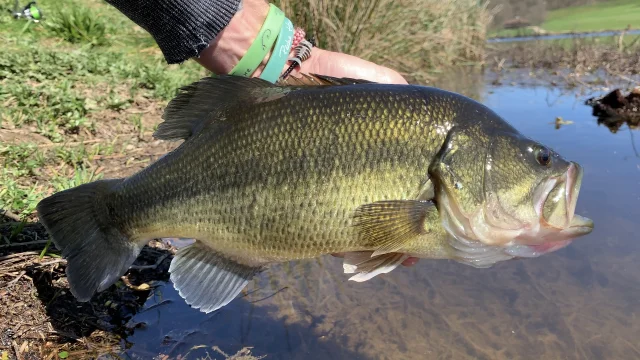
[[274, 0, 493, 82]]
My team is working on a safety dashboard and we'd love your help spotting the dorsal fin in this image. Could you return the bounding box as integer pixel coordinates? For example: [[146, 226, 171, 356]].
[[155, 74, 377, 141], [277, 73, 377, 86], [154, 76, 293, 141]]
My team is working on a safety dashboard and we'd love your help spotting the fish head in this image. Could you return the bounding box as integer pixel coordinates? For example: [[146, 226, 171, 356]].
[[429, 123, 593, 267]]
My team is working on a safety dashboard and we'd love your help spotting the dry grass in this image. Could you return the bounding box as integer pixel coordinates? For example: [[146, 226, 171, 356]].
[[488, 36, 640, 75], [275, 0, 493, 82]]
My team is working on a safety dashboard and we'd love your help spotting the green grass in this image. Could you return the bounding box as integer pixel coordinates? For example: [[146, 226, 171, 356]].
[[488, 0, 640, 38], [0, 0, 208, 218], [543, 0, 640, 33], [44, 6, 110, 46]]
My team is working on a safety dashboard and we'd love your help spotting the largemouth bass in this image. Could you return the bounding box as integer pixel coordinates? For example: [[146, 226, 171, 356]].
[[37, 75, 593, 313]]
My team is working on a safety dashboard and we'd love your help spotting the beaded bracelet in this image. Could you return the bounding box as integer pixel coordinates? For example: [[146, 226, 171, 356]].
[[280, 37, 315, 80]]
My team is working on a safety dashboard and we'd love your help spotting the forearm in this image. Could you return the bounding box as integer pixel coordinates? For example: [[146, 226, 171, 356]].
[[105, 0, 242, 64], [194, 0, 272, 75]]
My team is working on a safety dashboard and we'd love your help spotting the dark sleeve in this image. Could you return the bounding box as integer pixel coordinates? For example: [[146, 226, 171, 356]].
[[105, 0, 242, 64]]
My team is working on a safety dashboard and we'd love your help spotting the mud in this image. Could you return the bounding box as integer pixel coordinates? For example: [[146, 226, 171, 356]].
[[0, 218, 175, 359]]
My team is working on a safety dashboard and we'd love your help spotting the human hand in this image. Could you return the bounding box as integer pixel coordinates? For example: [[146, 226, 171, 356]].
[[194, 0, 407, 85]]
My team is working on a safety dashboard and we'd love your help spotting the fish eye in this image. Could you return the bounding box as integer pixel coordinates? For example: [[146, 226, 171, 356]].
[[535, 147, 552, 167]]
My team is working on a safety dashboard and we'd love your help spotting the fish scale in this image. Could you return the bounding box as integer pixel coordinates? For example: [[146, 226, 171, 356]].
[[108, 86, 454, 263]]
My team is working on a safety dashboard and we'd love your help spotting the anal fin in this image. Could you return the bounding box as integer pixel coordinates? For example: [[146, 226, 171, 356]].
[[343, 251, 409, 282], [169, 242, 263, 313]]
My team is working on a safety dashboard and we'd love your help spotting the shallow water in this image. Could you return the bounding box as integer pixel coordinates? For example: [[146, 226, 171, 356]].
[[119, 77, 640, 360], [487, 29, 640, 43]]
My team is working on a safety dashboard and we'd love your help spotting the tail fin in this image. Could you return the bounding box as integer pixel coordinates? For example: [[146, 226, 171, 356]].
[[36, 179, 142, 302]]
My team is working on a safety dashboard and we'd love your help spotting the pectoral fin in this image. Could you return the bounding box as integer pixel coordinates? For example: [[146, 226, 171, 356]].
[[343, 251, 409, 282], [353, 200, 436, 257], [169, 242, 264, 313]]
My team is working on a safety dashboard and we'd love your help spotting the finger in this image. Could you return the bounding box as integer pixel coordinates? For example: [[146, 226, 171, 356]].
[[299, 48, 407, 85]]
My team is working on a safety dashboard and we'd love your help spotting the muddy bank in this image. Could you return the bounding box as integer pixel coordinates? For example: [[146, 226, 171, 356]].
[[0, 219, 174, 359], [487, 38, 640, 77]]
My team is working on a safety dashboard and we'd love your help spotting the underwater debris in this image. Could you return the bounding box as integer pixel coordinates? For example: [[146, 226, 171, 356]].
[[586, 87, 640, 133]]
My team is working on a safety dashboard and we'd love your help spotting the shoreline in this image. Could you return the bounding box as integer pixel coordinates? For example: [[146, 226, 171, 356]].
[[488, 28, 640, 42]]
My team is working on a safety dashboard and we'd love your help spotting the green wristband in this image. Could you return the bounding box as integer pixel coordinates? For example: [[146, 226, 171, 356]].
[[260, 17, 294, 83], [229, 4, 285, 77]]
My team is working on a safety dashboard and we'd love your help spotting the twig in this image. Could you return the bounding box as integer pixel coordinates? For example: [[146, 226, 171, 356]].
[[47, 330, 80, 341], [604, 67, 637, 83], [38, 259, 66, 266], [249, 286, 289, 304], [7, 271, 26, 287], [629, 127, 640, 158], [11, 341, 22, 360], [0, 251, 41, 262], [0, 240, 50, 249], [1, 209, 22, 222]]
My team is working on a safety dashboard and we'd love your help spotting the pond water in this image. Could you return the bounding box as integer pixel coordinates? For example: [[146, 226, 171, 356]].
[[487, 29, 640, 43], [118, 75, 640, 360]]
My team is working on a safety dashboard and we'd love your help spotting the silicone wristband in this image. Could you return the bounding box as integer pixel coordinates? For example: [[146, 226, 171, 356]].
[[260, 17, 294, 83], [229, 4, 285, 77]]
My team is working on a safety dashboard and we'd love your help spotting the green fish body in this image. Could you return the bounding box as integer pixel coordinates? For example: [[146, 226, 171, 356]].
[[37, 75, 593, 313]]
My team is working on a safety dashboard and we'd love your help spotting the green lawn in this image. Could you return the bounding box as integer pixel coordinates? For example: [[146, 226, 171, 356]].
[[0, 0, 207, 218], [490, 0, 640, 38], [542, 0, 640, 33]]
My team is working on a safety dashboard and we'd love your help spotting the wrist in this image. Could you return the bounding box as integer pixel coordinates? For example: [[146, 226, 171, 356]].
[[196, 0, 270, 75]]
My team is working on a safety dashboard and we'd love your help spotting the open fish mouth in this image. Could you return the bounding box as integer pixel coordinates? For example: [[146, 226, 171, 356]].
[[439, 162, 594, 267], [506, 162, 593, 257], [522, 162, 593, 242]]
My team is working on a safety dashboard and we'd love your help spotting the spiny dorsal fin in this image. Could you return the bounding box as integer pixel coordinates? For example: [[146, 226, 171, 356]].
[[155, 74, 377, 141], [277, 73, 377, 87], [353, 200, 436, 257], [155, 76, 293, 141]]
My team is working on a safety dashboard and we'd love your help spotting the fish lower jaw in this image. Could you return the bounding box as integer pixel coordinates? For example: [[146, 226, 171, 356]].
[[439, 202, 576, 268], [504, 240, 573, 258]]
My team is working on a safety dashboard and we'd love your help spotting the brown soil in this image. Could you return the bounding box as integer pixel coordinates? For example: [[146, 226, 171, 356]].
[[0, 218, 176, 360]]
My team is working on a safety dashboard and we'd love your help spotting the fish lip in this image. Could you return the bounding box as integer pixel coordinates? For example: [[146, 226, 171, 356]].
[[565, 164, 593, 235], [568, 214, 594, 233], [536, 162, 590, 230], [565, 162, 581, 225]]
